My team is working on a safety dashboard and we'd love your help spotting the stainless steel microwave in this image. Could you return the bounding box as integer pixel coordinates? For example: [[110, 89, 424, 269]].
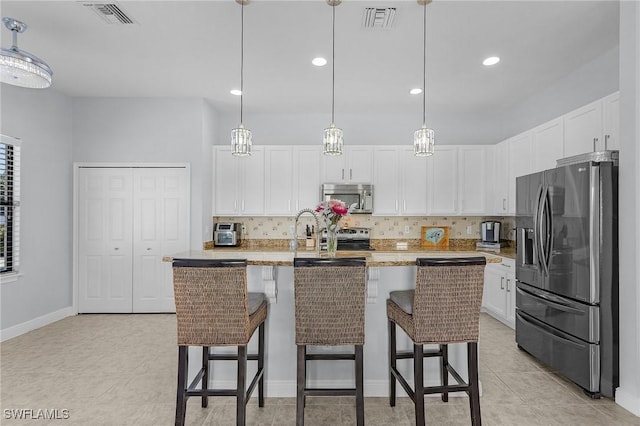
[[320, 183, 373, 214]]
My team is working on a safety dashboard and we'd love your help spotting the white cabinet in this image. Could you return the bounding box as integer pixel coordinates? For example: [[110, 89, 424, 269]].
[[507, 132, 533, 215], [563, 99, 603, 157], [373, 147, 428, 215], [77, 166, 190, 313], [427, 146, 458, 215], [482, 258, 516, 329], [293, 146, 323, 212], [321, 146, 373, 183], [532, 118, 564, 172], [213, 146, 265, 215], [493, 141, 510, 215], [265, 146, 294, 215], [458, 146, 489, 215], [603, 92, 620, 151]]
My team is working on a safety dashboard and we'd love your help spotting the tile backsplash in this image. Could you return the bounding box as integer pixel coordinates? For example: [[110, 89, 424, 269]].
[[213, 215, 516, 241]]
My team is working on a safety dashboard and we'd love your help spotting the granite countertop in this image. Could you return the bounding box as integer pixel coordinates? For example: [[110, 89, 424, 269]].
[[164, 245, 509, 267]]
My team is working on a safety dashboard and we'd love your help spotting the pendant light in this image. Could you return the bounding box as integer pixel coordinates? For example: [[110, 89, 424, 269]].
[[323, 0, 343, 156], [414, 0, 435, 156], [231, 0, 252, 156], [1, 17, 53, 89]]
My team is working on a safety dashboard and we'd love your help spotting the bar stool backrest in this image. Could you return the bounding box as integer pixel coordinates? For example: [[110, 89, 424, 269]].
[[413, 257, 486, 344], [172, 259, 250, 346], [293, 258, 367, 346]]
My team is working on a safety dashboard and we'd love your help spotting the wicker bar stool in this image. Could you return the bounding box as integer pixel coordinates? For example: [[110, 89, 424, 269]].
[[387, 257, 486, 426], [172, 259, 268, 426], [293, 257, 367, 426]]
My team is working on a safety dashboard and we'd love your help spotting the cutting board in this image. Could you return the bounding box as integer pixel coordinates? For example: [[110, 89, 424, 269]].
[[421, 226, 450, 248]]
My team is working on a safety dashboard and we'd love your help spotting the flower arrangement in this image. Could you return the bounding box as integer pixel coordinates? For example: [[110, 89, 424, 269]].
[[315, 199, 351, 232]]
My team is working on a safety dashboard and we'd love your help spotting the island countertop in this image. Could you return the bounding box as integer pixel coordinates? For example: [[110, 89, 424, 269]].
[[163, 247, 507, 266]]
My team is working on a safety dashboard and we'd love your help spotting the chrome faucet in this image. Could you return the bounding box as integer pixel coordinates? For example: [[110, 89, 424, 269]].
[[293, 208, 321, 256]]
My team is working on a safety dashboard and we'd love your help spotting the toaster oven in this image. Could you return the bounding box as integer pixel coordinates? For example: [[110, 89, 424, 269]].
[[213, 223, 242, 247]]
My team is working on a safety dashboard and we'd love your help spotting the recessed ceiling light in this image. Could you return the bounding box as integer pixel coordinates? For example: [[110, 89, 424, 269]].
[[312, 57, 327, 67], [230, 89, 242, 96], [410, 88, 423, 95], [483, 56, 500, 66]]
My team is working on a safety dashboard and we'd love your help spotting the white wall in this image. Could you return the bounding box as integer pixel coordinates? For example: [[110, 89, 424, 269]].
[[616, 0, 640, 416], [72, 97, 217, 249], [0, 85, 74, 332]]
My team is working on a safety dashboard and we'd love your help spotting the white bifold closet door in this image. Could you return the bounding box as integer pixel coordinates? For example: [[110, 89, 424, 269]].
[[78, 166, 189, 313]]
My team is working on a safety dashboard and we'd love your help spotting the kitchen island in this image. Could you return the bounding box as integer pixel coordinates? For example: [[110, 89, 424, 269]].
[[164, 247, 505, 398]]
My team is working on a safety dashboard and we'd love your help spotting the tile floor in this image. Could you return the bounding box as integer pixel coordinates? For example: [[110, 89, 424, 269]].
[[1, 314, 639, 425]]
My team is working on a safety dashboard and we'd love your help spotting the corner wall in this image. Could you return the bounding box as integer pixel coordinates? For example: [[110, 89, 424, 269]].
[[0, 85, 74, 336]]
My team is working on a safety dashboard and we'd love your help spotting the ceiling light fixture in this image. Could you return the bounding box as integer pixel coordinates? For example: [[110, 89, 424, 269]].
[[231, 0, 252, 156], [0, 17, 53, 89], [410, 88, 422, 95], [230, 89, 242, 96], [413, 0, 435, 157], [312, 57, 327, 67], [323, 0, 343, 156], [483, 56, 500, 66]]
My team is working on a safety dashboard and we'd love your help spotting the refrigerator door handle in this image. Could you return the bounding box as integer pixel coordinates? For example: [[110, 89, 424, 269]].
[[537, 184, 550, 276], [543, 184, 553, 273], [533, 184, 544, 272], [516, 286, 584, 315]]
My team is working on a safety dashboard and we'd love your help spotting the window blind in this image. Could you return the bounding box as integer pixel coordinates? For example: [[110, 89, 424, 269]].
[[1, 135, 20, 274]]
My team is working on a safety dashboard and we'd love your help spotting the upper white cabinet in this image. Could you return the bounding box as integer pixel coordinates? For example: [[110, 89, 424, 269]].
[[427, 146, 458, 215], [458, 146, 489, 215], [602, 92, 620, 151], [532, 118, 564, 172], [373, 147, 428, 216], [213, 146, 265, 215], [493, 141, 510, 215], [265, 146, 294, 215], [293, 146, 322, 211], [564, 99, 603, 157], [507, 132, 533, 215], [321, 146, 373, 183]]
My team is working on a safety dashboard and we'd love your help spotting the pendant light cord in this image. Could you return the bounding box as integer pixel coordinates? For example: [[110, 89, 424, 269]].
[[240, 1, 245, 124], [422, 2, 427, 127], [331, 3, 336, 125]]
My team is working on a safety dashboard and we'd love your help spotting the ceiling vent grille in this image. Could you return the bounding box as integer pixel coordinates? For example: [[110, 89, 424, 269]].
[[362, 7, 396, 29], [82, 3, 135, 24]]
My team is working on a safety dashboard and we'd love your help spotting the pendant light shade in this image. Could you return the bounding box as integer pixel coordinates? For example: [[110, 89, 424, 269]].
[[323, 0, 343, 156], [231, 0, 252, 156], [1, 17, 53, 89], [414, 0, 435, 156], [323, 123, 343, 156]]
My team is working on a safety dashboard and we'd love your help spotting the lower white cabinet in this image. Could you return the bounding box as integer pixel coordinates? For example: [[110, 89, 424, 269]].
[[77, 166, 190, 313], [482, 258, 516, 329]]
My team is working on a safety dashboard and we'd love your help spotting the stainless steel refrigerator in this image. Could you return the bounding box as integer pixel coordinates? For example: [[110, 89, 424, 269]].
[[515, 151, 618, 398]]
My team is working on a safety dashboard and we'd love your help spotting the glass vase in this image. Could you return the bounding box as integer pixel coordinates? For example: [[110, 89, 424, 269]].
[[326, 227, 338, 258]]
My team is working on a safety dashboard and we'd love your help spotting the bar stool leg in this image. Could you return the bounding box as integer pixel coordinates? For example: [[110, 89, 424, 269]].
[[468, 342, 481, 426], [202, 346, 209, 408], [296, 345, 306, 426], [388, 320, 397, 407], [414, 344, 425, 426], [440, 344, 449, 403], [258, 322, 265, 407], [355, 345, 364, 426], [237, 345, 247, 426], [175, 346, 188, 426]]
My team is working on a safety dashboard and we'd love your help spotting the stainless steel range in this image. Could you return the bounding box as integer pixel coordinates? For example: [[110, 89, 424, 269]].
[[321, 227, 374, 251]]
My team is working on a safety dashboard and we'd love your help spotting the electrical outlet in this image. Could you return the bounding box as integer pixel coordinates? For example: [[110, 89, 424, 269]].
[[466, 225, 473, 235], [404, 225, 410, 234]]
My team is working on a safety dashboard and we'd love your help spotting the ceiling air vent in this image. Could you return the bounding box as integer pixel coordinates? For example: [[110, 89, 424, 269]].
[[82, 3, 135, 24], [362, 7, 396, 29]]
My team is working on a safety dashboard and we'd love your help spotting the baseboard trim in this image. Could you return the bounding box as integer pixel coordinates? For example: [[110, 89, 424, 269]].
[[0, 307, 74, 342], [615, 387, 640, 417]]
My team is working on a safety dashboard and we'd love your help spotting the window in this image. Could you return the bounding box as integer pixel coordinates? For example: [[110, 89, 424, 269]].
[[1, 135, 20, 274]]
